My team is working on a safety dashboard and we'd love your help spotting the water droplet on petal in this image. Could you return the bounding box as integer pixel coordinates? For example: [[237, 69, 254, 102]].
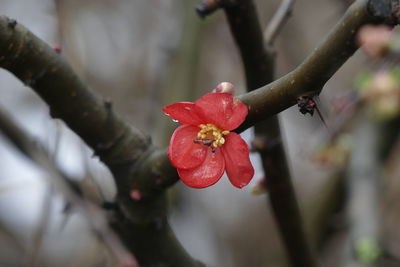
[[172, 119, 179, 123]]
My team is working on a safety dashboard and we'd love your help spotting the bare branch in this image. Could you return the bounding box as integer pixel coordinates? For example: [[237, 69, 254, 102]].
[[264, 0, 296, 45], [0, 0, 399, 264], [196, 0, 224, 18], [0, 12, 203, 265], [0, 107, 138, 267], [223, 0, 316, 266], [223, 0, 274, 88], [29, 186, 53, 267], [237, 0, 398, 132]]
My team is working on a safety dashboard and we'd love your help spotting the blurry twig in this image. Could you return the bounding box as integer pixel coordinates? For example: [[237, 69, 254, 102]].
[[0, 107, 138, 267], [156, 0, 205, 146], [0, 1, 399, 265], [0, 220, 25, 258], [327, 91, 361, 142], [196, 0, 232, 18], [29, 186, 53, 267], [343, 110, 383, 267], [264, 0, 295, 45], [222, 0, 316, 266]]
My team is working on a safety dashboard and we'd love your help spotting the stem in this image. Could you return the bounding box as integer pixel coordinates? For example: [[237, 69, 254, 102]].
[[237, 0, 385, 131], [142, 0, 398, 195], [0, 17, 200, 266], [0, 0, 398, 264], [224, 0, 316, 266], [264, 0, 296, 45]]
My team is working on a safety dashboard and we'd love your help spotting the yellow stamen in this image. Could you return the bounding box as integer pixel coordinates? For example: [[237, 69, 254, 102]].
[[195, 123, 229, 148]]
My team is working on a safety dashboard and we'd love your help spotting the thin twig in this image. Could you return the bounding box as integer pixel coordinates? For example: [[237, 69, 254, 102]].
[[0, 0, 398, 197], [0, 1, 398, 265], [264, 0, 296, 45], [29, 186, 53, 267], [315, 105, 329, 129], [196, 0, 224, 18], [0, 107, 138, 267]]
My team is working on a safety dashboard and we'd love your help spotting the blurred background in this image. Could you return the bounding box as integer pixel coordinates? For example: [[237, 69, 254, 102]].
[[0, 0, 400, 266]]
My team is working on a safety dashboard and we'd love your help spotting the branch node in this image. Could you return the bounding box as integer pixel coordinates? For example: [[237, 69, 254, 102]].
[[7, 18, 17, 29], [391, 0, 400, 23], [102, 201, 118, 210], [104, 99, 113, 111], [49, 108, 61, 119], [22, 69, 47, 87], [130, 189, 142, 201], [23, 78, 36, 87], [196, 0, 231, 18], [94, 142, 113, 153], [53, 45, 62, 54], [297, 96, 316, 116], [367, 0, 400, 25]]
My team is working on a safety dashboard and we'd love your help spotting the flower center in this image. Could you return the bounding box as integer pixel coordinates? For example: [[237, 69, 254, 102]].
[[194, 124, 230, 148]]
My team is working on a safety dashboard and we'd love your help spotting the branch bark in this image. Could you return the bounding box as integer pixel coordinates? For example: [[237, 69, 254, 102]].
[[264, 0, 295, 45], [223, 0, 315, 266], [237, 0, 394, 131], [0, 0, 398, 265], [156, 0, 395, 188], [0, 107, 137, 266], [0, 17, 200, 267]]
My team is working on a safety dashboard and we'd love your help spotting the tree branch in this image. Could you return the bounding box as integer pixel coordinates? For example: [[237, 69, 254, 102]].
[[0, 16, 199, 267], [0, 106, 138, 267], [264, 0, 295, 45], [237, 0, 396, 132], [0, 0, 398, 264], [223, 0, 316, 266], [223, 0, 274, 88]]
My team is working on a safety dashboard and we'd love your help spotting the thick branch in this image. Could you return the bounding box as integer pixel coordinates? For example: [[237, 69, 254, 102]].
[[0, 17, 151, 185], [224, 1, 316, 266], [237, 0, 390, 131], [130, 0, 393, 195], [0, 0, 397, 264], [0, 16, 199, 267], [224, 0, 274, 88]]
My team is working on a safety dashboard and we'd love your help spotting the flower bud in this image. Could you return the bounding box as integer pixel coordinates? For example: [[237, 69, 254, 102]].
[[213, 82, 236, 94], [53, 45, 62, 53], [357, 24, 392, 58]]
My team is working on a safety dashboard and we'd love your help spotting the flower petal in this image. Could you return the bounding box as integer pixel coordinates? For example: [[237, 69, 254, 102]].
[[178, 148, 225, 188], [163, 102, 204, 125], [168, 125, 207, 169], [222, 133, 254, 188], [194, 92, 248, 130]]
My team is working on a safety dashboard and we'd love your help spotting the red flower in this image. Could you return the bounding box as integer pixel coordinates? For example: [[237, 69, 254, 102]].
[[163, 92, 254, 188]]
